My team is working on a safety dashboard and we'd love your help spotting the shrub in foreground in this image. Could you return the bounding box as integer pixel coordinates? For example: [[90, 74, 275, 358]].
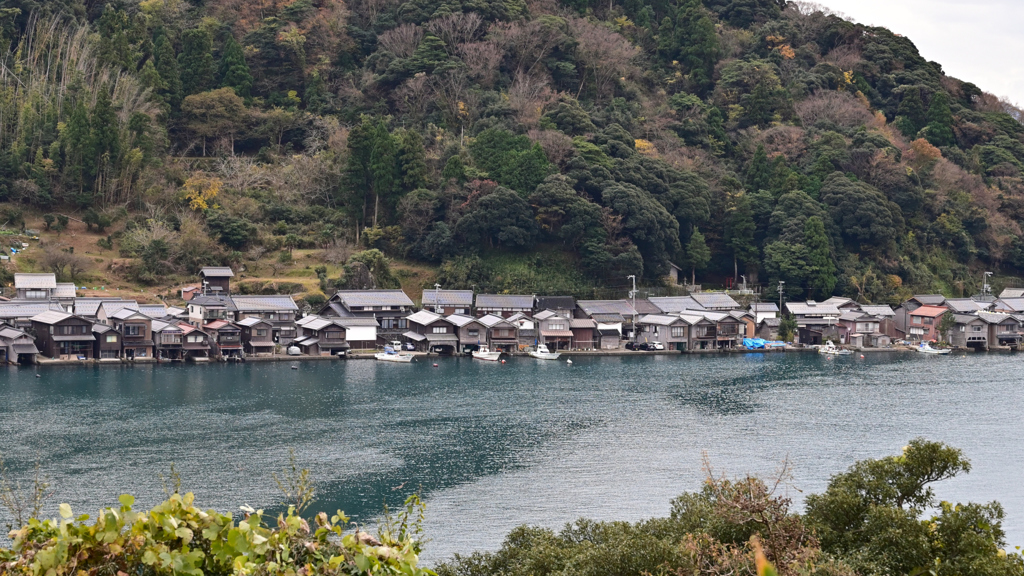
[[0, 493, 434, 576]]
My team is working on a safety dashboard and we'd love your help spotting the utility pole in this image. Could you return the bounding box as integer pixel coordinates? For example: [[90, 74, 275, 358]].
[[778, 280, 785, 313], [983, 271, 993, 298], [627, 275, 637, 341], [434, 283, 441, 314]]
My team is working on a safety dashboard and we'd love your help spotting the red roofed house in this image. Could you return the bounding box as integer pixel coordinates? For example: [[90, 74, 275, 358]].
[[906, 305, 947, 342]]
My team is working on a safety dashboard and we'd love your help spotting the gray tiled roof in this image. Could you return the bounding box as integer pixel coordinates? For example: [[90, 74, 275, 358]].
[[649, 296, 705, 313], [231, 295, 298, 311], [1000, 288, 1024, 299], [30, 310, 73, 324], [406, 310, 445, 325], [0, 302, 64, 318], [478, 314, 514, 328], [190, 295, 237, 310], [421, 289, 474, 307], [577, 300, 638, 317], [237, 317, 272, 327], [690, 293, 741, 309], [73, 298, 121, 317], [859, 305, 895, 317], [785, 301, 841, 316], [54, 283, 77, 298], [138, 305, 170, 318], [639, 314, 684, 326], [749, 303, 779, 312], [996, 298, 1024, 312], [911, 294, 946, 305], [200, 266, 235, 277], [760, 317, 782, 327], [335, 290, 414, 308], [978, 311, 1016, 324], [535, 296, 575, 310], [14, 273, 56, 289], [99, 300, 139, 315], [944, 299, 989, 314], [476, 294, 535, 309], [445, 314, 482, 327], [334, 317, 380, 327]]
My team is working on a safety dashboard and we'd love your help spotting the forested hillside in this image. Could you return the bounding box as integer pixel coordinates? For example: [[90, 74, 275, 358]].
[[2, 0, 1023, 302]]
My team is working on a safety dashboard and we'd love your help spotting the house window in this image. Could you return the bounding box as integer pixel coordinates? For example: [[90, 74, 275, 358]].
[[25, 290, 48, 299], [187, 334, 204, 343], [548, 323, 566, 331], [326, 330, 342, 340], [468, 329, 479, 337], [125, 325, 141, 336], [671, 326, 686, 338], [279, 313, 292, 321], [256, 329, 268, 336], [924, 318, 933, 325], [432, 326, 447, 334], [106, 335, 117, 343], [959, 326, 965, 332], [973, 326, 983, 332], [455, 308, 467, 315], [912, 316, 923, 325]]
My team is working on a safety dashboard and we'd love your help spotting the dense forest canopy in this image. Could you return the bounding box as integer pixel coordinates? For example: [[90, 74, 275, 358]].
[[2, 0, 1024, 301]]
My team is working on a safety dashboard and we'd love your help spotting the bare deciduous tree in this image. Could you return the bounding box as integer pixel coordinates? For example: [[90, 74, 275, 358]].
[[459, 41, 503, 89], [567, 17, 638, 101], [377, 23, 423, 58], [394, 73, 432, 121], [490, 17, 566, 78], [528, 129, 576, 168], [508, 71, 557, 128], [427, 12, 483, 57], [795, 90, 873, 128]]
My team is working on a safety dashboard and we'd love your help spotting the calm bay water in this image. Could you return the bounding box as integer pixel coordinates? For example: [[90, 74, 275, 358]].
[[1, 352, 1022, 562]]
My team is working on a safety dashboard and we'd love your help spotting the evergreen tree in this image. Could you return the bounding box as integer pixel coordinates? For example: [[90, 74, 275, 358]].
[[895, 89, 926, 138], [62, 97, 91, 193], [154, 35, 182, 108], [219, 34, 253, 98], [397, 129, 428, 192], [684, 227, 711, 285], [369, 119, 397, 227], [746, 145, 772, 192], [925, 91, 955, 147], [675, 0, 719, 96], [178, 27, 215, 96], [804, 216, 836, 299], [345, 118, 375, 231], [725, 193, 757, 282], [89, 87, 120, 177]]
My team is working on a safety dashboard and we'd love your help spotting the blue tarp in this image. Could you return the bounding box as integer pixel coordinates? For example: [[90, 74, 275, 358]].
[[744, 338, 786, 350]]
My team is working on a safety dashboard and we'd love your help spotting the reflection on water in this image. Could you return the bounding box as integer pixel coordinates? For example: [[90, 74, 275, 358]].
[[1, 352, 1022, 562]]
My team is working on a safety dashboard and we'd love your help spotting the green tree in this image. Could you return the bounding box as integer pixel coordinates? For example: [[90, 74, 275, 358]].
[[178, 27, 215, 96], [397, 129, 428, 192], [369, 119, 397, 227], [803, 216, 836, 299], [804, 439, 1016, 576], [725, 194, 757, 282], [819, 172, 903, 251], [925, 91, 955, 147], [675, 0, 719, 95], [344, 117, 375, 231], [219, 34, 253, 98], [683, 227, 710, 285], [778, 313, 797, 342], [154, 35, 183, 108], [895, 88, 926, 138], [746, 145, 772, 193], [181, 88, 246, 155], [455, 187, 540, 249]]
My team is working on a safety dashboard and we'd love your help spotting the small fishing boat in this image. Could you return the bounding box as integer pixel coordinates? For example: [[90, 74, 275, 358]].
[[528, 344, 561, 360], [818, 341, 852, 355], [472, 345, 503, 361], [917, 342, 951, 355], [375, 345, 414, 362]]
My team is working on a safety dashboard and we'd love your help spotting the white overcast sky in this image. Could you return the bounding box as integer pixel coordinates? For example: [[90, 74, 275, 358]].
[[813, 0, 1024, 102]]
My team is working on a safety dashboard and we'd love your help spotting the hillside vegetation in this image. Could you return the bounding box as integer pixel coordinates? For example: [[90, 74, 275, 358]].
[[2, 0, 1024, 301]]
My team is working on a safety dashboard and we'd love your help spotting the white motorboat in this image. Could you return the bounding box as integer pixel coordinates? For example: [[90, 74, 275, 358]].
[[472, 345, 503, 361], [375, 345, 414, 362], [818, 341, 852, 355], [528, 344, 561, 360], [917, 342, 951, 355]]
